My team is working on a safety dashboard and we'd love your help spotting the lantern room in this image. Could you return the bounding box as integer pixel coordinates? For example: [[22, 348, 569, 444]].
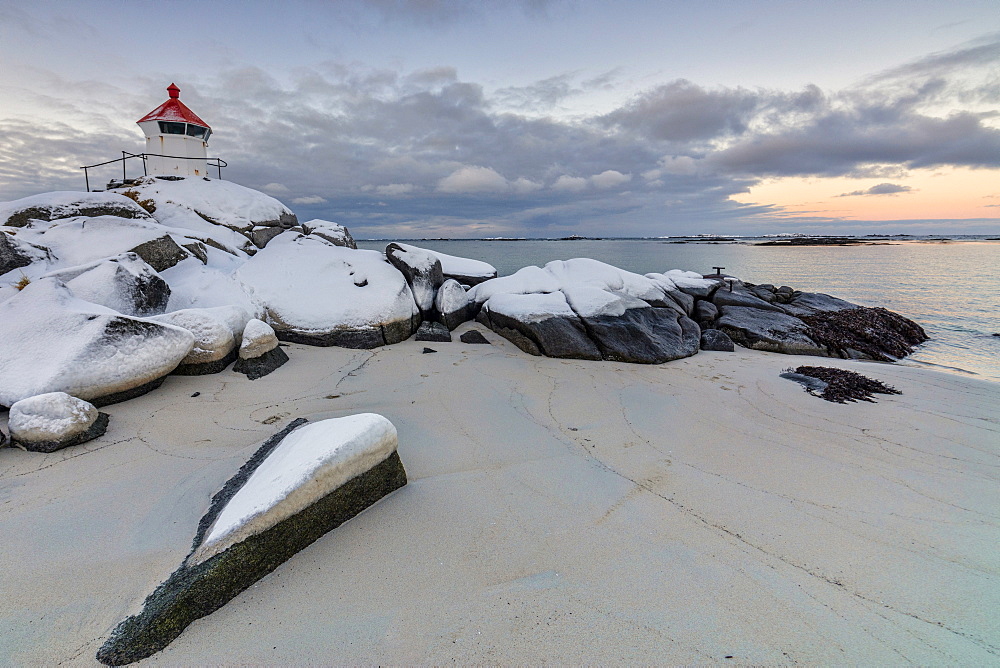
[[136, 84, 212, 177]]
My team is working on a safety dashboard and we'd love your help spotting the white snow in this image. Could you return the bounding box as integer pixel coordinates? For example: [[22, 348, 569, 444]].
[[49, 253, 164, 316], [303, 219, 354, 247], [236, 234, 417, 332], [9, 216, 168, 268], [191, 414, 398, 564], [484, 291, 576, 322], [0, 278, 194, 406], [150, 306, 249, 364], [239, 318, 278, 359], [8, 392, 98, 444], [468, 265, 561, 306], [395, 243, 496, 279]]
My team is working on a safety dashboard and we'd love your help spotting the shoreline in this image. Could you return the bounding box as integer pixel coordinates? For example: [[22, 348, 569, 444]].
[[2, 327, 998, 664]]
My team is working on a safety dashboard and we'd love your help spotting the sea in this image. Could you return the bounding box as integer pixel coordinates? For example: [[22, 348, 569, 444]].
[[357, 236, 1000, 383]]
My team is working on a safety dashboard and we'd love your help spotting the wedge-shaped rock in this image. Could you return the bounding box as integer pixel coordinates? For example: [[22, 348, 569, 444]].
[[236, 234, 419, 348], [404, 244, 496, 286], [302, 219, 356, 249], [478, 292, 601, 359], [233, 319, 288, 380], [386, 243, 444, 316], [48, 253, 170, 317], [96, 415, 407, 666], [0, 278, 194, 407], [8, 392, 109, 453]]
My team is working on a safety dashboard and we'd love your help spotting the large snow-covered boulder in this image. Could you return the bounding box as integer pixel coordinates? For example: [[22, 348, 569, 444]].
[[236, 234, 419, 348], [302, 219, 356, 249], [232, 319, 288, 380], [385, 243, 444, 316], [0, 278, 194, 407], [0, 191, 152, 228], [46, 253, 170, 317], [8, 392, 109, 453], [150, 306, 251, 375], [470, 259, 705, 364], [97, 415, 407, 665]]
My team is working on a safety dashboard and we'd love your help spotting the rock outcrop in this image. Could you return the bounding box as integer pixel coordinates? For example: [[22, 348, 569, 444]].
[[435, 278, 475, 330], [97, 415, 407, 666], [386, 243, 444, 317], [151, 306, 251, 375], [48, 253, 170, 317], [8, 392, 109, 453], [302, 219, 357, 249]]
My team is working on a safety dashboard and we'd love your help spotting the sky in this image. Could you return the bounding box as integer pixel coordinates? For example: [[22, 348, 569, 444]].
[[1, 0, 998, 238]]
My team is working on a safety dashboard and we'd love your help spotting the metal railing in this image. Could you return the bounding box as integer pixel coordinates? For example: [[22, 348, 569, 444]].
[[80, 151, 227, 191]]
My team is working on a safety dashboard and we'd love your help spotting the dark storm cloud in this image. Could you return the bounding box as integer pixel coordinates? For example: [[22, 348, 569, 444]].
[[837, 183, 914, 197]]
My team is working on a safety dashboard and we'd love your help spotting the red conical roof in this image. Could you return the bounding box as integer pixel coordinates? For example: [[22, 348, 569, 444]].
[[137, 83, 211, 128]]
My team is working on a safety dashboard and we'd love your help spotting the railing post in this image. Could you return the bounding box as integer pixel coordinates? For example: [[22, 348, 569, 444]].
[[84, 167, 90, 193], [122, 151, 127, 183], [142, 154, 147, 176]]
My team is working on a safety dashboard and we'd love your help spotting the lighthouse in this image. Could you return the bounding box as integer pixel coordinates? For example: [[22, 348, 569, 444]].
[[136, 83, 212, 178]]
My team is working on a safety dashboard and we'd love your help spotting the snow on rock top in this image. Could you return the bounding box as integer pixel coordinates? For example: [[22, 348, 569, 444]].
[[395, 243, 496, 281], [190, 414, 398, 564], [303, 219, 356, 248], [235, 234, 417, 332], [239, 318, 278, 358], [0, 278, 194, 406], [113, 177, 295, 234], [0, 191, 151, 227], [8, 392, 99, 443], [484, 291, 576, 322]]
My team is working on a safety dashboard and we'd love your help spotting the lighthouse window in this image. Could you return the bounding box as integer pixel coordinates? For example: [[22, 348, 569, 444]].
[[158, 121, 186, 135], [186, 124, 208, 139]]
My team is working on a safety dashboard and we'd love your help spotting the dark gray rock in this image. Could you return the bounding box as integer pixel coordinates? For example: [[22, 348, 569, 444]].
[[422, 347, 437, 354], [15, 412, 110, 453], [275, 312, 420, 349], [96, 418, 407, 666], [385, 243, 444, 316], [247, 225, 287, 249], [700, 328, 735, 352], [181, 242, 208, 264], [1, 196, 150, 227], [173, 347, 239, 376], [232, 346, 289, 380], [129, 235, 190, 272], [0, 231, 51, 275], [675, 280, 719, 300], [778, 291, 858, 317], [716, 305, 828, 356], [478, 308, 599, 359], [694, 300, 719, 324], [748, 285, 777, 302], [581, 307, 699, 364], [665, 289, 694, 316], [0, 428, 6, 448], [459, 330, 491, 345], [712, 285, 785, 312], [415, 321, 452, 342]]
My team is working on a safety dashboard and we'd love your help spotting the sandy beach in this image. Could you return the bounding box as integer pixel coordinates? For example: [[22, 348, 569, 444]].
[[2, 324, 998, 665]]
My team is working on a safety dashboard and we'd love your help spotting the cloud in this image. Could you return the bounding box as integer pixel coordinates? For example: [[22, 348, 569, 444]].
[[292, 195, 327, 204], [837, 183, 914, 197], [551, 175, 588, 192], [374, 183, 417, 196], [590, 170, 631, 189], [511, 177, 543, 194], [437, 166, 509, 193], [262, 182, 289, 193]]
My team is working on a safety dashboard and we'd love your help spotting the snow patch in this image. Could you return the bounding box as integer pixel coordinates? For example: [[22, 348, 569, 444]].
[[8, 392, 98, 443]]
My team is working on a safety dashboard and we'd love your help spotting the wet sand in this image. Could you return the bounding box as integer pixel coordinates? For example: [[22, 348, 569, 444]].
[[2, 324, 998, 664]]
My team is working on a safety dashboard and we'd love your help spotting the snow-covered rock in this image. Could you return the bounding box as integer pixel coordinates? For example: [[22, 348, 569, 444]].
[[0, 191, 152, 228], [0, 230, 52, 276], [303, 219, 356, 249], [235, 234, 419, 348], [0, 278, 194, 407], [47, 253, 170, 317], [233, 319, 288, 380], [408, 245, 497, 285], [8, 392, 109, 453], [97, 415, 407, 665], [150, 306, 250, 375], [385, 243, 443, 316], [434, 278, 475, 330], [471, 259, 703, 364]]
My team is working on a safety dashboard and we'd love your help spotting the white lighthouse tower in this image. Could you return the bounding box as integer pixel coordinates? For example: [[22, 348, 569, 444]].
[[136, 83, 212, 177]]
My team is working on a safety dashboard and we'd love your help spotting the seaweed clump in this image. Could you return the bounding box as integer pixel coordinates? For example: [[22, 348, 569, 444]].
[[792, 365, 901, 403], [800, 306, 928, 361]]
